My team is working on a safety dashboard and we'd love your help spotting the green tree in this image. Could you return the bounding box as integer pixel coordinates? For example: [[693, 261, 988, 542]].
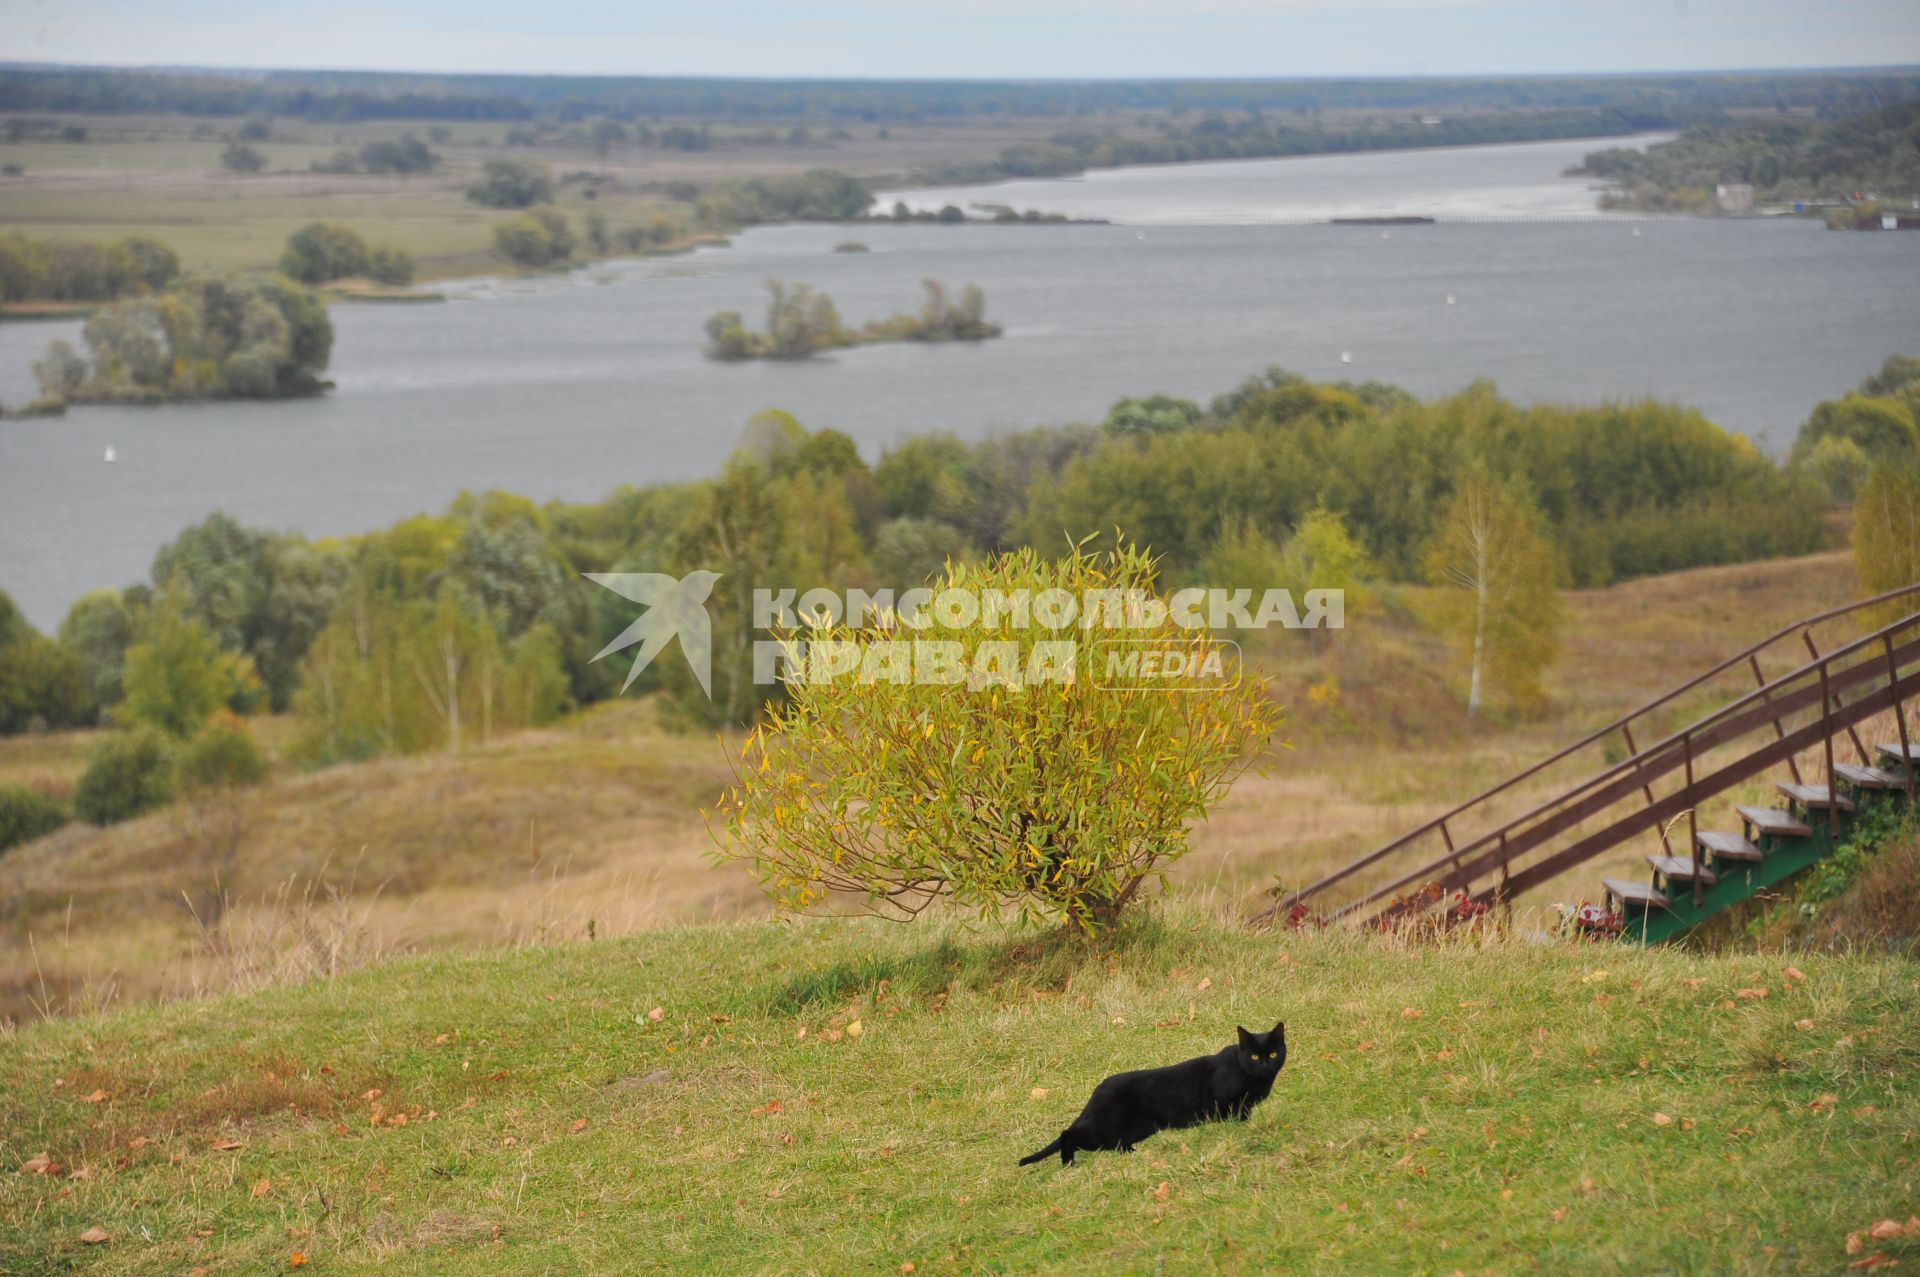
[[219, 141, 267, 173], [493, 206, 574, 268], [0, 785, 68, 853], [0, 590, 92, 733], [1793, 393, 1918, 466], [367, 245, 414, 286], [1423, 471, 1560, 717], [120, 595, 258, 738], [279, 223, 370, 284], [72, 729, 173, 825], [467, 158, 553, 208], [58, 588, 144, 713]]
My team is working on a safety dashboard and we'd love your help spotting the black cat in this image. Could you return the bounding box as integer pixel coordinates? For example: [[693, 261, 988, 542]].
[[1018, 1022, 1287, 1167]]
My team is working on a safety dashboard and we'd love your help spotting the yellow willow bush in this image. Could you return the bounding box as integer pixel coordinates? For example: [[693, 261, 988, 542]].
[[714, 542, 1284, 931]]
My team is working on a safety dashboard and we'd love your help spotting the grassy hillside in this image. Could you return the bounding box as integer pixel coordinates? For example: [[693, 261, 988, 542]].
[[0, 550, 1867, 1023], [2, 913, 1917, 1274]]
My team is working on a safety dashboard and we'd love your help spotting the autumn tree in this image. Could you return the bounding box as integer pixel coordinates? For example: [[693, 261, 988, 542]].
[[1424, 471, 1560, 717], [1853, 460, 1920, 624]]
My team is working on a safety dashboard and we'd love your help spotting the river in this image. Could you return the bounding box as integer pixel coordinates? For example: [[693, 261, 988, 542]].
[[2, 134, 1916, 630]]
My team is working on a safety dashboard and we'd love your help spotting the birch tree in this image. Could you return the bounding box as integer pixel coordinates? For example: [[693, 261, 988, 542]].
[[1424, 471, 1560, 717]]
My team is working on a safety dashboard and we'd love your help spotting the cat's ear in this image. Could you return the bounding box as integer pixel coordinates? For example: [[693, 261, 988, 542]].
[[1272, 1020, 1285, 1037], [1236, 1025, 1253, 1045]]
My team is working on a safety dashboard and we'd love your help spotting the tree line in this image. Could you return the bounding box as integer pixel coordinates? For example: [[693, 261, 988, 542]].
[[6, 358, 1912, 759], [1576, 99, 1920, 212], [4, 66, 1913, 125]]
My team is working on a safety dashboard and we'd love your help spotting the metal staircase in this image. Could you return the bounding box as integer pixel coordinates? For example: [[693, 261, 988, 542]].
[[1255, 582, 1920, 944]]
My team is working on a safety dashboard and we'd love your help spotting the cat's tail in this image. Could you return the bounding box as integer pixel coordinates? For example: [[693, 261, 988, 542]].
[[1018, 1135, 1064, 1166]]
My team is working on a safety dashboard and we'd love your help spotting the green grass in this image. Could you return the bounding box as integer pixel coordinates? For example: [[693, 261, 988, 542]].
[[3, 911, 1917, 1274]]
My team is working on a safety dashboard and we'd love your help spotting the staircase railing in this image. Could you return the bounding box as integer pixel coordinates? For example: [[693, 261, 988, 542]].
[[1253, 581, 1920, 928]]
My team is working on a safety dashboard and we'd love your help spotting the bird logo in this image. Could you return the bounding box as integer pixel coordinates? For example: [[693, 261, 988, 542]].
[[585, 570, 722, 699]]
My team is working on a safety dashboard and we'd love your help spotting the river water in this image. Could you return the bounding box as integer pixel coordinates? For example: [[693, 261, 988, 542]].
[[2, 134, 1916, 630]]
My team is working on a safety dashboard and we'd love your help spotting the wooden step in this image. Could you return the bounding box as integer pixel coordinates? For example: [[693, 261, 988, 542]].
[[1603, 877, 1670, 910], [1775, 782, 1854, 812], [1696, 830, 1763, 862], [1876, 742, 1920, 766], [1834, 762, 1904, 790], [1738, 805, 1812, 838], [1648, 854, 1716, 886]]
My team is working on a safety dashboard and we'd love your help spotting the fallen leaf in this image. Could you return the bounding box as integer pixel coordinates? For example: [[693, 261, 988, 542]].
[[1810, 1094, 1840, 1113], [1196, 977, 1212, 993], [80, 1090, 107, 1104], [251, 1179, 272, 1199], [364, 1088, 382, 1101], [1581, 970, 1609, 985], [502, 1137, 517, 1148], [127, 1136, 151, 1151], [211, 1138, 243, 1152], [68, 1166, 95, 1181], [1851, 1255, 1896, 1271], [1152, 1181, 1171, 1202], [750, 1102, 782, 1118], [570, 1119, 589, 1134], [78, 1227, 108, 1245], [1868, 1220, 1905, 1241], [1681, 1118, 1695, 1131], [1401, 1007, 1422, 1020], [795, 1026, 807, 1039], [1356, 1040, 1374, 1052], [1030, 1088, 1049, 1100], [647, 1007, 665, 1023], [18, 1152, 59, 1176], [290, 1254, 309, 1269], [1550, 1207, 1568, 1223], [1735, 988, 1768, 1001], [1680, 978, 1706, 988], [847, 1020, 863, 1039], [1848, 1232, 1865, 1255], [1579, 1177, 1595, 1195], [1783, 966, 1808, 983], [900, 1264, 916, 1274], [1795, 1019, 1816, 1031], [1652, 1113, 1673, 1127]]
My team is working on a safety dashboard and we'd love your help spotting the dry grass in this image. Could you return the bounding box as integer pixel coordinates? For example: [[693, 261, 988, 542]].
[[0, 550, 1871, 1024]]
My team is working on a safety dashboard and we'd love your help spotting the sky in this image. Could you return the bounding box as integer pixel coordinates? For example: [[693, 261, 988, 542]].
[[5, 0, 1919, 80]]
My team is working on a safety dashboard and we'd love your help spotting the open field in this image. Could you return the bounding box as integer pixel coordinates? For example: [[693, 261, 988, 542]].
[[1, 911, 1917, 1273], [0, 112, 1097, 279], [0, 549, 1870, 1025]]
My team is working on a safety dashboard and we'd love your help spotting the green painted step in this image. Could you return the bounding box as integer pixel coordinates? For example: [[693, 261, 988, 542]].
[[1604, 758, 1911, 946]]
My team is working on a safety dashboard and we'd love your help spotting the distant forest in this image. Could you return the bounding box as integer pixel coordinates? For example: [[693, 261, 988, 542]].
[[2, 64, 1916, 124], [1578, 98, 1920, 210]]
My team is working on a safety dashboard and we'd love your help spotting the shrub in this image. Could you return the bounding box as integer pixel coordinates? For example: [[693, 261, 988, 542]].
[[493, 206, 574, 268], [0, 785, 68, 852], [220, 142, 267, 174], [367, 245, 414, 286], [73, 729, 173, 825], [717, 542, 1283, 931], [176, 715, 268, 791], [279, 223, 370, 285]]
